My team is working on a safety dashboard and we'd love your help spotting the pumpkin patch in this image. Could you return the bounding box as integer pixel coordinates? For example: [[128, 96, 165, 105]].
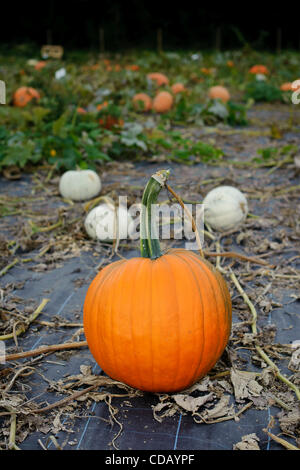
[[1, 40, 300, 451]]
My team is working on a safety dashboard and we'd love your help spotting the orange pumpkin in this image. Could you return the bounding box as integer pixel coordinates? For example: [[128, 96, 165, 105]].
[[96, 101, 109, 111], [125, 64, 140, 71], [147, 72, 169, 87], [280, 82, 293, 91], [34, 61, 47, 71], [249, 65, 269, 75], [201, 67, 214, 75], [83, 170, 232, 392], [77, 107, 87, 114], [171, 83, 186, 94], [132, 93, 152, 111], [99, 116, 124, 129], [153, 91, 173, 113], [208, 85, 230, 103], [226, 60, 234, 68], [96, 101, 123, 129], [13, 87, 40, 107]]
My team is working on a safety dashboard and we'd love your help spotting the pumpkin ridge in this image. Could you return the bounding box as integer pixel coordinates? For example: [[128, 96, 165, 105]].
[[170, 251, 206, 387], [107, 259, 134, 381], [214, 269, 232, 339], [84, 261, 123, 354], [93, 262, 125, 373], [128, 259, 147, 390], [149, 260, 154, 390], [180, 251, 225, 376], [188, 253, 224, 370], [187, 251, 232, 343], [159, 255, 181, 391]]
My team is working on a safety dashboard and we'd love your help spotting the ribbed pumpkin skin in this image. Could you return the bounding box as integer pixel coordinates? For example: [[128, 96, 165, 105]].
[[83, 248, 232, 393]]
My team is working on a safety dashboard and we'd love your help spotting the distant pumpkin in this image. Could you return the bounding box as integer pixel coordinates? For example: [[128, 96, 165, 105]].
[[96, 101, 109, 111], [280, 82, 293, 91], [208, 86, 230, 103], [126, 64, 139, 71], [171, 83, 186, 94], [226, 60, 234, 67], [77, 107, 87, 114], [249, 65, 269, 75], [34, 61, 47, 71], [13, 87, 40, 107], [201, 67, 214, 75], [147, 73, 169, 87], [132, 93, 152, 111], [99, 116, 124, 130], [153, 91, 173, 113], [97, 101, 124, 129]]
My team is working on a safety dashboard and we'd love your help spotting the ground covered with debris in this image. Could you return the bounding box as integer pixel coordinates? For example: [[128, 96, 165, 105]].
[[0, 101, 299, 451]]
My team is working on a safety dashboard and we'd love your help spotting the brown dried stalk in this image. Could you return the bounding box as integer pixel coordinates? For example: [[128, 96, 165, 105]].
[[32, 384, 99, 414], [5, 340, 88, 362], [263, 429, 300, 450]]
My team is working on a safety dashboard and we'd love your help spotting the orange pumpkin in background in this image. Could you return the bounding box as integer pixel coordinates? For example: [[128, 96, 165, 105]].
[[171, 83, 186, 94], [147, 72, 169, 87], [249, 65, 269, 75], [132, 93, 152, 111], [280, 82, 293, 91], [153, 91, 173, 113], [13, 87, 40, 107], [90, 64, 100, 71], [34, 61, 47, 71], [96, 101, 123, 129], [77, 107, 87, 114], [83, 169, 232, 393], [125, 64, 140, 71], [208, 85, 230, 103], [96, 101, 109, 111], [99, 116, 124, 129], [200, 67, 214, 75]]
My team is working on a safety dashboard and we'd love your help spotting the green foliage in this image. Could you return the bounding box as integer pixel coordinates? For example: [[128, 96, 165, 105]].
[[1, 48, 299, 171], [245, 81, 283, 102], [226, 102, 248, 126]]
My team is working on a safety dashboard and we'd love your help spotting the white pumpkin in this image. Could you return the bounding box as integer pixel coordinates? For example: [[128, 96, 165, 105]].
[[255, 73, 267, 81], [203, 185, 248, 232], [84, 202, 134, 241], [59, 170, 101, 201]]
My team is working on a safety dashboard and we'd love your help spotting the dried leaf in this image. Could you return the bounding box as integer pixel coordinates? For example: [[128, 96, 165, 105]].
[[288, 347, 300, 371], [173, 392, 214, 413], [233, 433, 260, 450], [230, 368, 263, 402], [201, 395, 235, 420]]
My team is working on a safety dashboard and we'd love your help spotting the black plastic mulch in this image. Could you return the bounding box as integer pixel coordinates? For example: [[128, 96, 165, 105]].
[[0, 110, 300, 450]]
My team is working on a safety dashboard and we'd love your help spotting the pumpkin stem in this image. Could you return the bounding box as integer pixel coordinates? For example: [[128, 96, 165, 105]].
[[140, 169, 170, 259]]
